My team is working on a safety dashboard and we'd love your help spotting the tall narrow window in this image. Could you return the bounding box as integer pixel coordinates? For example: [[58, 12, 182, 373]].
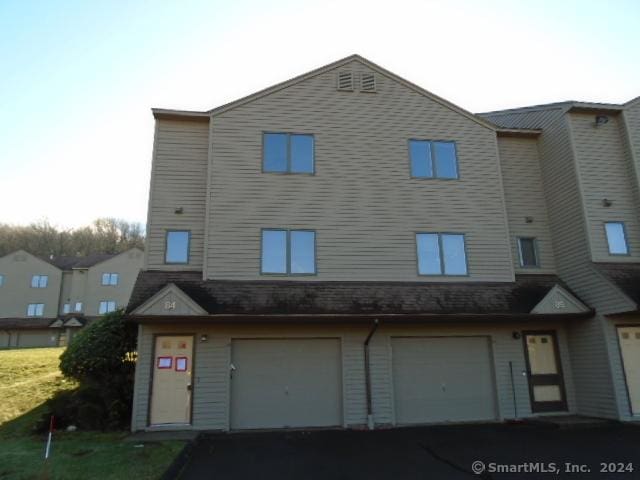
[[31, 275, 48, 288], [0, 274, 4, 286], [409, 140, 458, 179], [74, 302, 83, 312], [261, 229, 316, 275], [165, 231, 190, 264], [27, 303, 44, 317], [518, 237, 539, 267], [263, 133, 314, 173], [416, 233, 468, 275], [63, 303, 71, 314], [605, 222, 629, 255]]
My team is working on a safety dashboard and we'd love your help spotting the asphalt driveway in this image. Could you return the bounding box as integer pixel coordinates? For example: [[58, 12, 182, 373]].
[[178, 422, 640, 479]]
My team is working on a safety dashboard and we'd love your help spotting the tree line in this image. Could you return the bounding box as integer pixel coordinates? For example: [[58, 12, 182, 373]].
[[0, 218, 145, 258]]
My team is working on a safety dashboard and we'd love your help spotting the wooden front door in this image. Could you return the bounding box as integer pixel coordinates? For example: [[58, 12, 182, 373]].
[[523, 331, 568, 413], [150, 335, 193, 425], [618, 326, 640, 416]]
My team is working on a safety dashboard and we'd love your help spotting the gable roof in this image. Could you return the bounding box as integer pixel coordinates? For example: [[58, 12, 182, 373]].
[[153, 54, 495, 131], [0, 249, 62, 271], [48, 253, 116, 270]]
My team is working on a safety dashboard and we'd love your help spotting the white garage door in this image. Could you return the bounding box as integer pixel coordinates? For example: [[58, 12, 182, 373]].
[[392, 336, 497, 424], [230, 338, 342, 429]]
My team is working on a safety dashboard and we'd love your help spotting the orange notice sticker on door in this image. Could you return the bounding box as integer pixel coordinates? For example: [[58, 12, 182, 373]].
[[178, 341, 187, 349]]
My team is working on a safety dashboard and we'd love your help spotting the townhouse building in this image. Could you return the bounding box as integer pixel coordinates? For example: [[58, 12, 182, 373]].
[[126, 55, 639, 432], [0, 248, 143, 347]]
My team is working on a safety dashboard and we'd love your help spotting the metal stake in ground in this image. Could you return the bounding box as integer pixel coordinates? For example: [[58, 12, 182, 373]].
[[44, 415, 54, 460]]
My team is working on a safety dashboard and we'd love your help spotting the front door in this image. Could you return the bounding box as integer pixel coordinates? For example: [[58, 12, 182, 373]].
[[523, 331, 568, 413], [150, 335, 193, 425], [618, 326, 640, 416]]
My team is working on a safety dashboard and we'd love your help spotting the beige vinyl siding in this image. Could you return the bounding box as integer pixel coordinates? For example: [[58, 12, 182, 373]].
[[131, 322, 576, 431], [568, 113, 640, 262], [58, 272, 73, 314], [497, 137, 556, 273], [622, 102, 640, 219], [0, 251, 62, 318], [484, 107, 634, 419], [84, 249, 143, 315], [205, 60, 514, 282], [145, 119, 209, 271]]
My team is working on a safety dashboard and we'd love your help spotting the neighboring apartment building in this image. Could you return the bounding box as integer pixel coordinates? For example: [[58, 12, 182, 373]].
[[0, 248, 144, 348], [126, 55, 639, 432]]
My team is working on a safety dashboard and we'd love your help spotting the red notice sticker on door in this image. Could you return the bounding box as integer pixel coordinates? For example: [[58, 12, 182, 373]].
[[157, 356, 172, 369], [175, 357, 188, 372]]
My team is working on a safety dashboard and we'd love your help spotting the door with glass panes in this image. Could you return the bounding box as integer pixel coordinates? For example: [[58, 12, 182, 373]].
[[523, 331, 568, 413]]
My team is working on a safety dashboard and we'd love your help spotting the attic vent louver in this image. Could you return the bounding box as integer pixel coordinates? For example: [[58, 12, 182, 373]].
[[360, 73, 376, 92], [337, 71, 354, 91]]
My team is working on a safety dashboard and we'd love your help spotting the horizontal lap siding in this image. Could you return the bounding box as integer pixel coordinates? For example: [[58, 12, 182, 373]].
[[622, 103, 640, 209], [133, 323, 575, 431], [207, 61, 513, 282], [145, 120, 209, 271], [497, 137, 556, 274], [569, 113, 640, 263]]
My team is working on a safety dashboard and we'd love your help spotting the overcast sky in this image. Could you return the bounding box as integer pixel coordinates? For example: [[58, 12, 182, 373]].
[[1, 0, 638, 229]]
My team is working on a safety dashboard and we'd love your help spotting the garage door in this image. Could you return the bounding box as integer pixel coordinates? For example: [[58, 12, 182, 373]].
[[392, 337, 497, 424], [17, 330, 59, 348], [618, 326, 640, 415], [230, 338, 342, 429]]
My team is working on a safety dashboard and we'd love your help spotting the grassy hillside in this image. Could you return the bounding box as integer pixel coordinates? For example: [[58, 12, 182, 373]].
[[0, 347, 184, 480]]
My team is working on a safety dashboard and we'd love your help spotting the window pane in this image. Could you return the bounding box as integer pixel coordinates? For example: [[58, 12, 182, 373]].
[[434, 141, 458, 179], [290, 231, 316, 274], [261, 230, 287, 273], [63, 304, 70, 314], [36, 304, 44, 316], [0, 274, 3, 286], [605, 222, 628, 254], [519, 238, 538, 267], [442, 234, 467, 275], [27, 304, 34, 316], [166, 231, 189, 263], [290, 135, 314, 173], [263, 133, 288, 172], [75, 302, 82, 312], [111, 273, 119, 286], [102, 273, 109, 285], [31, 276, 38, 288], [409, 140, 433, 177], [39, 276, 48, 288], [416, 234, 441, 274]]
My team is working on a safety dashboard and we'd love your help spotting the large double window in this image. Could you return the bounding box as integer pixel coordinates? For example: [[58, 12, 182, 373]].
[[416, 233, 468, 275], [31, 275, 48, 288], [261, 229, 316, 275], [27, 303, 44, 317], [263, 133, 314, 173], [101, 273, 119, 286], [98, 300, 117, 315], [409, 140, 459, 179]]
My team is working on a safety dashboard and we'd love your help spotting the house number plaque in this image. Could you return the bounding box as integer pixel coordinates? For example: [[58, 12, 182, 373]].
[[164, 301, 176, 310]]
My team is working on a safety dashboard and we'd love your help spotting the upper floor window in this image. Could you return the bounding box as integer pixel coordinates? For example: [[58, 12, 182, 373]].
[[74, 302, 83, 313], [518, 237, 539, 267], [409, 140, 459, 179], [0, 274, 4, 286], [261, 229, 316, 275], [263, 133, 314, 174], [27, 303, 44, 317], [62, 303, 71, 314], [416, 233, 468, 275], [165, 231, 190, 264], [101, 273, 119, 286], [98, 300, 117, 315], [31, 275, 48, 288], [605, 222, 629, 255]]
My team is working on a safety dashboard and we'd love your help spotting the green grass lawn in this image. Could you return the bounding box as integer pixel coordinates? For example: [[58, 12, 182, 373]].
[[0, 348, 185, 480]]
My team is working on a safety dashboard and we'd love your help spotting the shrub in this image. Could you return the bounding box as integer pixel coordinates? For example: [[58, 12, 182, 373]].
[[39, 311, 138, 431]]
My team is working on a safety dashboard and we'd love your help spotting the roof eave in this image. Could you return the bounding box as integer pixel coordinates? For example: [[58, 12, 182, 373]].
[[152, 108, 210, 122], [496, 128, 543, 138]]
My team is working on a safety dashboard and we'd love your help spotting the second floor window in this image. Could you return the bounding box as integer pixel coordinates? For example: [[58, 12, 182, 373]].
[[27, 303, 44, 317], [31, 275, 48, 288], [605, 222, 629, 255], [165, 231, 190, 264], [263, 133, 314, 173], [63, 303, 71, 314], [409, 140, 459, 179], [261, 229, 316, 275], [416, 233, 468, 275], [74, 302, 83, 312], [102, 273, 119, 286], [0, 274, 4, 286], [99, 300, 117, 315], [518, 237, 539, 267]]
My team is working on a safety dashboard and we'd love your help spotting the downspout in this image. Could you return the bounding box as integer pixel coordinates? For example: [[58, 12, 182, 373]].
[[364, 318, 379, 430]]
